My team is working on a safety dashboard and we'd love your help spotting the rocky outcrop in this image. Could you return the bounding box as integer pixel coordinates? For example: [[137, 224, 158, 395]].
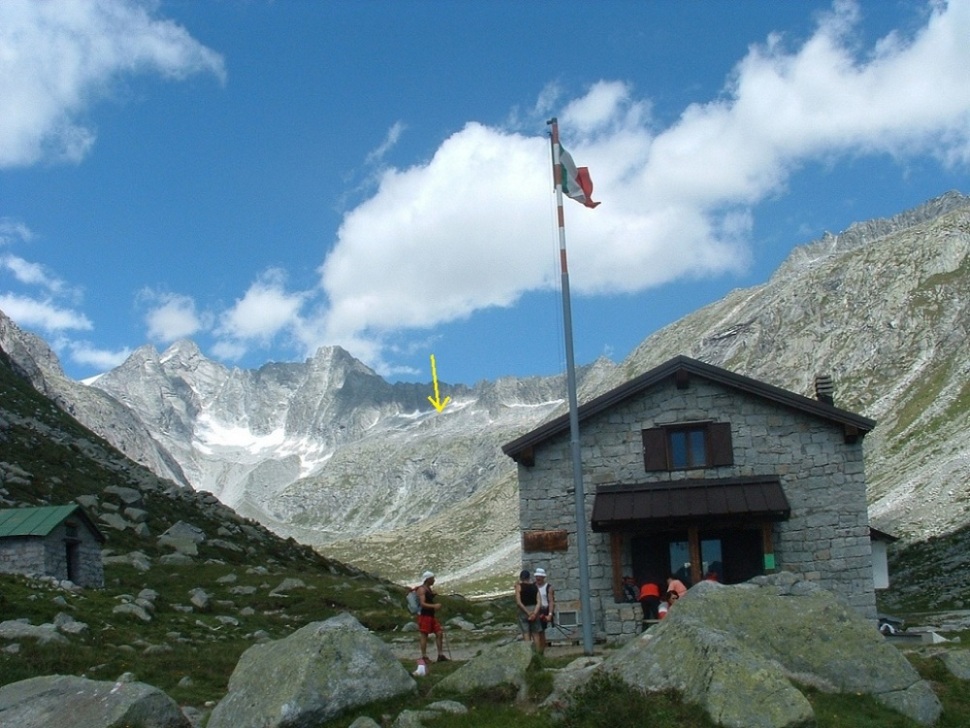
[[548, 574, 942, 727], [0, 674, 190, 728], [206, 612, 416, 728]]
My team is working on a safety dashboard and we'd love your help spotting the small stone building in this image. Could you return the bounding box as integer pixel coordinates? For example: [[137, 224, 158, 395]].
[[0, 505, 105, 587], [503, 355, 878, 641]]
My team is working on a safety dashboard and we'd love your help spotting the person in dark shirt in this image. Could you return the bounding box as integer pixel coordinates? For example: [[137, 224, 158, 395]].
[[416, 571, 448, 662], [515, 569, 540, 643]]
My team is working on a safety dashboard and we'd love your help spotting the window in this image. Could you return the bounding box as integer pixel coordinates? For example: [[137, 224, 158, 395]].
[[668, 426, 707, 468], [642, 421, 733, 471]]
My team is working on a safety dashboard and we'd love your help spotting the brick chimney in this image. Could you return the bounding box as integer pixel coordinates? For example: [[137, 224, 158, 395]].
[[814, 374, 834, 405]]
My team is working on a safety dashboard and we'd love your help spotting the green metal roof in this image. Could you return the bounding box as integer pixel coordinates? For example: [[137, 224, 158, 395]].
[[0, 505, 105, 542]]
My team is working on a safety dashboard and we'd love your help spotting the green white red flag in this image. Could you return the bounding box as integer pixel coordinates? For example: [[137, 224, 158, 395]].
[[558, 144, 600, 208]]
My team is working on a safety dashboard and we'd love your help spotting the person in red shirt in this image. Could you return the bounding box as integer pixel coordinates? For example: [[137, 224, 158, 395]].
[[638, 580, 661, 621]]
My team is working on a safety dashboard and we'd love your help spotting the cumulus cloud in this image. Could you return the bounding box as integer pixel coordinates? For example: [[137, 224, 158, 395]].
[[214, 269, 309, 359], [0, 294, 92, 332], [0, 0, 225, 167], [63, 340, 132, 371], [315, 0, 970, 371], [140, 290, 208, 343]]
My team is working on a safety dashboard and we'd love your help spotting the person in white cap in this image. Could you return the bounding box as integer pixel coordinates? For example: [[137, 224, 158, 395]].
[[533, 568, 555, 655], [416, 570, 447, 662]]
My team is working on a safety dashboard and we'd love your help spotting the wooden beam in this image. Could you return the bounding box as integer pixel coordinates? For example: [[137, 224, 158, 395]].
[[610, 532, 624, 601], [761, 522, 776, 573]]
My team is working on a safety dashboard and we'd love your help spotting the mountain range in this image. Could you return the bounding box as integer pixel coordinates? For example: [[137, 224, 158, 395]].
[[2, 190, 969, 592]]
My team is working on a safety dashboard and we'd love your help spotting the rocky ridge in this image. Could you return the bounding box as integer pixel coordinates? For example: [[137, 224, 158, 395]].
[[3, 192, 970, 588]]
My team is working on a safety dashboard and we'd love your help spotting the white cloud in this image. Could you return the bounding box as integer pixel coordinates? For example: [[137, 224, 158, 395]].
[[0, 253, 72, 297], [0, 294, 92, 331], [0, 0, 225, 167], [365, 121, 406, 165], [214, 269, 309, 358], [315, 0, 970, 372], [0, 219, 34, 246], [141, 291, 207, 343], [64, 340, 131, 371]]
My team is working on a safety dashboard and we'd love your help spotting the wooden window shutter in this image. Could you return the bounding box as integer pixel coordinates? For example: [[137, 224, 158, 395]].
[[642, 427, 668, 471], [708, 422, 734, 466]]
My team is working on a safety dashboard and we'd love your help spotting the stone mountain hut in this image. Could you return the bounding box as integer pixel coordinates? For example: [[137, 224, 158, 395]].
[[0, 505, 105, 587], [503, 355, 878, 641]]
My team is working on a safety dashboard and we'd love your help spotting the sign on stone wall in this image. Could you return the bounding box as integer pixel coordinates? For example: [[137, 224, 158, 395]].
[[522, 529, 569, 553]]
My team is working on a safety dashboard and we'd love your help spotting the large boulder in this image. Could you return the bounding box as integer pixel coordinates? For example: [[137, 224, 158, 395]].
[[598, 575, 941, 727], [607, 619, 813, 728], [0, 674, 189, 728], [434, 640, 535, 701], [207, 612, 415, 728]]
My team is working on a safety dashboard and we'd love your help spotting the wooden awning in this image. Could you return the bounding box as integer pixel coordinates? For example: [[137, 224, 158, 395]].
[[591, 476, 790, 532]]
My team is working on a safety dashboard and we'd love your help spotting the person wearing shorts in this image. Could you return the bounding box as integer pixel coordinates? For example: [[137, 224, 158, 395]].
[[416, 571, 447, 662]]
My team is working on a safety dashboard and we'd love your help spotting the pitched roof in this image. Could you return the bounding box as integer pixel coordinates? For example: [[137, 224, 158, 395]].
[[503, 355, 876, 463], [0, 505, 106, 543]]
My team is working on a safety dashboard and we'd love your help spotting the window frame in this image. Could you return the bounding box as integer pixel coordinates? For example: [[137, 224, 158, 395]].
[[642, 421, 733, 472]]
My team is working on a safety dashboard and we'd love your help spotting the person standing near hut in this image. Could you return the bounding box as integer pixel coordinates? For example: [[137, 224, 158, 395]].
[[534, 568, 555, 655], [515, 569, 540, 644]]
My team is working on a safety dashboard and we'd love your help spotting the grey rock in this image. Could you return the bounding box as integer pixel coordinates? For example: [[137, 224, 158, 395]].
[[0, 674, 189, 727], [391, 709, 438, 728], [207, 612, 415, 728], [103, 485, 145, 507], [99, 512, 130, 531], [103, 550, 151, 572], [188, 588, 211, 610], [54, 612, 88, 635], [596, 578, 941, 727], [446, 617, 476, 631], [112, 603, 152, 623], [939, 649, 970, 680], [269, 577, 306, 595], [434, 640, 534, 701], [347, 718, 381, 728], [124, 507, 149, 523], [0, 620, 68, 645]]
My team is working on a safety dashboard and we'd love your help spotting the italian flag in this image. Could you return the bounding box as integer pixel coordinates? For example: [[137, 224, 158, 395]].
[[559, 145, 600, 208]]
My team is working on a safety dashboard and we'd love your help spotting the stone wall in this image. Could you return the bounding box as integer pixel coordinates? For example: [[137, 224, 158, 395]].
[[0, 521, 104, 588], [0, 537, 47, 578], [518, 375, 877, 641]]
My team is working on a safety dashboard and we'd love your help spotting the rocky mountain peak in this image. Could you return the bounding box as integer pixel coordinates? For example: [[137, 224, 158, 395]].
[[2, 191, 970, 587], [776, 190, 970, 278]]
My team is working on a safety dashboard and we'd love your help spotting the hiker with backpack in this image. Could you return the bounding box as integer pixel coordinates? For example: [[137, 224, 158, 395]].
[[414, 570, 448, 663]]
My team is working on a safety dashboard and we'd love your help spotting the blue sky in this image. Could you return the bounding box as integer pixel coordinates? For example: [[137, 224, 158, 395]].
[[2, 1, 970, 387]]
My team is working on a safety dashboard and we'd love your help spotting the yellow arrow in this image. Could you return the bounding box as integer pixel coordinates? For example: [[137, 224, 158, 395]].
[[427, 354, 451, 413]]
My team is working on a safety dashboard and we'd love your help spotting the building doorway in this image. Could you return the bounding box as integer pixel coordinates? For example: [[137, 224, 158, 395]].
[[631, 525, 767, 588]]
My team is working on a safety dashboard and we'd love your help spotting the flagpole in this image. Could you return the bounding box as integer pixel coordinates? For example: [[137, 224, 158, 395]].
[[548, 117, 595, 655]]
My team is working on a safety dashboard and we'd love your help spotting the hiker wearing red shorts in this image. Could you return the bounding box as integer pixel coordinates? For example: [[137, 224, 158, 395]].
[[417, 571, 447, 662]]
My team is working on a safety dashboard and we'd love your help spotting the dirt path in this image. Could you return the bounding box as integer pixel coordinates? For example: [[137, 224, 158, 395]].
[[389, 630, 598, 663]]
